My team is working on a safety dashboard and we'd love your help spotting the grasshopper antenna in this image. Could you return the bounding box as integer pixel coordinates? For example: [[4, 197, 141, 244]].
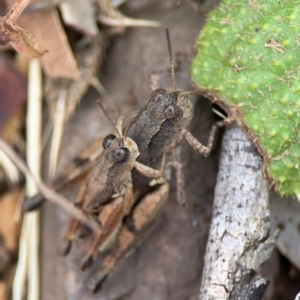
[[123, 118, 135, 139], [96, 100, 122, 139], [165, 28, 176, 92]]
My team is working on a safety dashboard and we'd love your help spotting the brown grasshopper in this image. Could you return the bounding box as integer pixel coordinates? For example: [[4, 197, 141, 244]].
[[21, 100, 169, 289], [41, 101, 165, 270], [65, 101, 167, 269], [127, 28, 229, 205]]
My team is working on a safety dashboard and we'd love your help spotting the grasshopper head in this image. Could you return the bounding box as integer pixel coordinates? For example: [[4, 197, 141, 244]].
[[147, 88, 179, 124], [102, 134, 139, 165], [147, 88, 193, 131]]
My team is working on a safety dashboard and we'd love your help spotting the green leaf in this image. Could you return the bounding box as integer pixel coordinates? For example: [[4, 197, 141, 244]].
[[191, 0, 300, 197]]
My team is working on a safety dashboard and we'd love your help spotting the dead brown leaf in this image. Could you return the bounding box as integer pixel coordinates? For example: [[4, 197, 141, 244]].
[[45, 35, 106, 121], [16, 7, 80, 79], [0, 188, 22, 252], [2, 104, 26, 154], [0, 53, 26, 135], [0, 0, 48, 58], [0, 281, 6, 300]]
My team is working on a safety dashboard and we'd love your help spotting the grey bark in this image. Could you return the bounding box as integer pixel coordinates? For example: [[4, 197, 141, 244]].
[[199, 125, 279, 300]]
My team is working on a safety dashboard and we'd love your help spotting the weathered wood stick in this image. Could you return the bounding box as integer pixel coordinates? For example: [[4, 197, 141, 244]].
[[200, 125, 279, 300]]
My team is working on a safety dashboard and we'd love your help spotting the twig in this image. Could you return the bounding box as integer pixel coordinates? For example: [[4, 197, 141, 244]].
[[200, 125, 279, 299], [6, 0, 30, 21], [98, 15, 160, 27], [1, 0, 48, 57], [0, 138, 100, 231]]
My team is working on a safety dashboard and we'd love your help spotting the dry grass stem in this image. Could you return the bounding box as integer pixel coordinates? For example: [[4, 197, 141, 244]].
[[25, 59, 42, 300], [48, 90, 67, 180]]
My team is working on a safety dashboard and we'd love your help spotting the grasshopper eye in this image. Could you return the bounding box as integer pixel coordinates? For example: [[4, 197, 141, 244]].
[[103, 134, 117, 149], [150, 88, 166, 102], [113, 147, 131, 163]]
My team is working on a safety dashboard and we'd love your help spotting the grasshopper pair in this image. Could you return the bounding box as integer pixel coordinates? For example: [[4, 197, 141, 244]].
[[22, 29, 229, 292]]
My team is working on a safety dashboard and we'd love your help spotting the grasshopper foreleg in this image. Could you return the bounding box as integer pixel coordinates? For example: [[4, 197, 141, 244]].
[[134, 154, 165, 180], [183, 120, 229, 157]]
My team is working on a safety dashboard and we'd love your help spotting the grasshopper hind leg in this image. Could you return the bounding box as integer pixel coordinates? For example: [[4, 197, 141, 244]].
[[172, 160, 186, 206], [59, 182, 87, 255], [86, 183, 170, 292], [81, 183, 134, 271], [80, 196, 124, 270], [59, 218, 82, 256]]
